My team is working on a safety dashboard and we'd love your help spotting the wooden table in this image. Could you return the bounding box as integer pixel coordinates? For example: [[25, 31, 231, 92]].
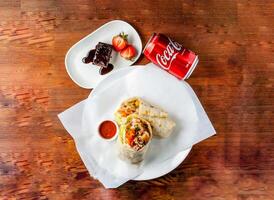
[[0, 0, 273, 199]]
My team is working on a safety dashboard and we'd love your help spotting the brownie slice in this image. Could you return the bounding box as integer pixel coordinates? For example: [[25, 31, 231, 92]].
[[92, 42, 113, 68]]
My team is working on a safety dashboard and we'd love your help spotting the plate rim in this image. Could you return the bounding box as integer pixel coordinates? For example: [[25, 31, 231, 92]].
[[134, 147, 192, 181], [64, 19, 142, 89], [88, 64, 192, 181]]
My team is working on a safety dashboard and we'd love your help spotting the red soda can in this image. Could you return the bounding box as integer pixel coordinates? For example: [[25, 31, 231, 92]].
[[143, 33, 199, 79]]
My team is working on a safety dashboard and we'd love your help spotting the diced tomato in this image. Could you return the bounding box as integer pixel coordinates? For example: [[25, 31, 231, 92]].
[[126, 129, 135, 146], [120, 110, 127, 117]]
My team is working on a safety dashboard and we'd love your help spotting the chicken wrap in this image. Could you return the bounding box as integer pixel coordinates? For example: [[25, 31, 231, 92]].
[[115, 97, 176, 138], [117, 115, 152, 164]]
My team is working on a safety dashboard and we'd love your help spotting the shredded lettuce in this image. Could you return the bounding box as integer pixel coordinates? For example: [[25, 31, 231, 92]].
[[114, 112, 123, 126]]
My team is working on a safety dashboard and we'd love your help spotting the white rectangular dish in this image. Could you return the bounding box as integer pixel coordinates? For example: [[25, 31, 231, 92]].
[[65, 20, 142, 89]]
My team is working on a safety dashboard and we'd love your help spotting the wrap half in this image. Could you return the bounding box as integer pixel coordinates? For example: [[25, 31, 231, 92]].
[[115, 97, 140, 125], [144, 116, 176, 138], [115, 97, 176, 138], [117, 115, 152, 164]]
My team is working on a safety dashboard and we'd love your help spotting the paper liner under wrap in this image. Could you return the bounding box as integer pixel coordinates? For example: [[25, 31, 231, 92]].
[[59, 64, 217, 188]]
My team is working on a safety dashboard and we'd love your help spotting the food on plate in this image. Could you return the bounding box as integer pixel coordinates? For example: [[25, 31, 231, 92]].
[[115, 97, 140, 125], [99, 64, 114, 75], [93, 42, 113, 68], [120, 45, 136, 60], [142, 116, 176, 138], [112, 32, 137, 60], [115, 97, 176, 138], [82, 49, 95, 64], [82, 32, 137, 76], [98, 120, 117, 140], [112, 32, 128, 51], [82, 42, 114, 75], [138, 99, 168, 118], [117, 115, 152, 164], [115, 97, 167, 124]]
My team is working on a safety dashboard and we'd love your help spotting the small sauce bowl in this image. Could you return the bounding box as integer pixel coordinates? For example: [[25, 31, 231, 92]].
[[98, 120, 118, 141]]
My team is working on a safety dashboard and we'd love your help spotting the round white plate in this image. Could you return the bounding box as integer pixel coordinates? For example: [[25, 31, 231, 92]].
[[65, 20, 142, 89], [89, 64, 192, 181]]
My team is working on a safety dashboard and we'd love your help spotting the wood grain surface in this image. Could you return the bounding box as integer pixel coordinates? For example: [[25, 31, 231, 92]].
[[0, 0, 273, 199]]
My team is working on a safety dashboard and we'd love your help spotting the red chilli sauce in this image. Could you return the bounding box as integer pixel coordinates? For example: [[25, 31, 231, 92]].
[[99, 120, 117, 139]]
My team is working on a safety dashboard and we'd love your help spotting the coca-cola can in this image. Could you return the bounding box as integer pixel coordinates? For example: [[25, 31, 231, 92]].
[[143, 33, 199, 80]]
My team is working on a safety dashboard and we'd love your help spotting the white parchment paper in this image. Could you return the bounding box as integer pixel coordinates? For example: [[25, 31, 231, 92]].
[[58, 64, 216, 188]]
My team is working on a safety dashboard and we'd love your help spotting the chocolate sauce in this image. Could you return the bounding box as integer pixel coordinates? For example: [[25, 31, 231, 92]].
[[99, 64, 114, 75], [83, 49, 114, 75], [82, 49, 95, 64]]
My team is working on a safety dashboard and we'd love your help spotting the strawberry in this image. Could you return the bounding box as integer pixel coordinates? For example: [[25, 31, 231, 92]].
[[120, 45, 136, 60], [112, 32, 128, 51]]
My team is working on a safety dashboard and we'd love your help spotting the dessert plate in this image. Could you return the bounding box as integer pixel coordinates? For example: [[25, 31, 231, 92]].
[[65, 20, 142, 89], [88, 64, 192, 181]]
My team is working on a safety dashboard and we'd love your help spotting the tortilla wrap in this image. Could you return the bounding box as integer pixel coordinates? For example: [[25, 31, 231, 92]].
[[117, 115, 152, 164], [115, 97, 167, 124], [143, 116, 176, 138], [115, 97, 140, 125], [138, 99, 168, 118], [115, 97, 176, 138]]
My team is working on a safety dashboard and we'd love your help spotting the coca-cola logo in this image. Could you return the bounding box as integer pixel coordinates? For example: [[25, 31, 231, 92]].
[[156, 38, 183, 70]]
